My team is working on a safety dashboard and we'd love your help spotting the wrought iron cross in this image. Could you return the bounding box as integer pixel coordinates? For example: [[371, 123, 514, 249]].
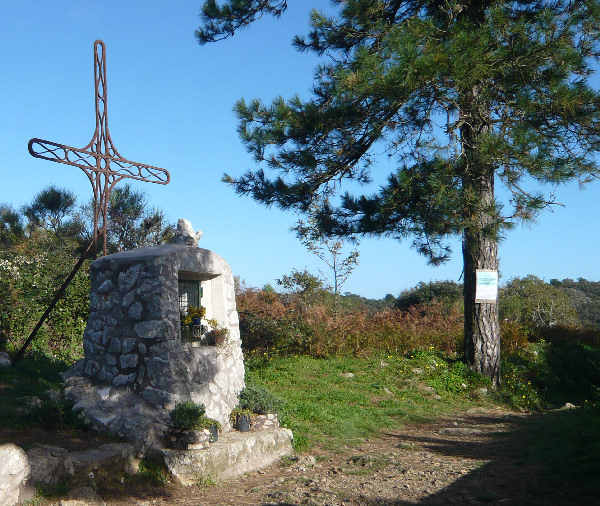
[[15, 40, 171, 363], [28, 39, 170, 255]]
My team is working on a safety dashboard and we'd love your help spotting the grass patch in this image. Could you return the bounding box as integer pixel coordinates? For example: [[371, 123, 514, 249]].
[[195, 475, 217, 488], [124, 458, 170, 487], [36, 478, 71, 498], [0, 353, 85, 430], [245, 351, 492, 450], [0, 353, 68, 396]]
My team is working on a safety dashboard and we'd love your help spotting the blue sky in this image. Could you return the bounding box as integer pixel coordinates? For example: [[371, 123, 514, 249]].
[[1, 1, 599, 299]]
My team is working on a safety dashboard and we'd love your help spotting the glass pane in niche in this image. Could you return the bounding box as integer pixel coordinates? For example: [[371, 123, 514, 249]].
[[178, 280, 201, 313]]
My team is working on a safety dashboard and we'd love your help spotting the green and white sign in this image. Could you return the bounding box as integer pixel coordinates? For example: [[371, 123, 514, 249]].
[[475, 269, 498, 303]]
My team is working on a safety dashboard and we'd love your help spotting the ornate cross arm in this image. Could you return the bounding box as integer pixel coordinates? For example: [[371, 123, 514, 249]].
[[28, 138, 170, 185], [16, 39, 173, 363]]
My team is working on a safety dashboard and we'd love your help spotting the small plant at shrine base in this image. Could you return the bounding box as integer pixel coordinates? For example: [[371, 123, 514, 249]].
[[229, 406, 253, 422], [171, 401, 220, 431], [237, 386, 283, 415]]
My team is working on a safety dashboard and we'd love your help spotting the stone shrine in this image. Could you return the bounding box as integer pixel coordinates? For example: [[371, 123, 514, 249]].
[[62, 220, 245, 448]]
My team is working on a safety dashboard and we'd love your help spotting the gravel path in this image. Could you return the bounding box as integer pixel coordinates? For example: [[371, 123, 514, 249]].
[[92, 406, 558, 505]]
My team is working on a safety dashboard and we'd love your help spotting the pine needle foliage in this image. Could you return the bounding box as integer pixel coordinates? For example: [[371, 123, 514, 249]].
[[200, 1, 600, 249], [198, 1, 600, 383]]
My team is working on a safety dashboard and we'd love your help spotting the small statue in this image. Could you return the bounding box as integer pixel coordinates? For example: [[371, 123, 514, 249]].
[[169, 219, 203, 246]]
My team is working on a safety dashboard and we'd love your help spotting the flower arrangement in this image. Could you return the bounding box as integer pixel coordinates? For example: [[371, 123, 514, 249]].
[[181, 305, 206, 326]]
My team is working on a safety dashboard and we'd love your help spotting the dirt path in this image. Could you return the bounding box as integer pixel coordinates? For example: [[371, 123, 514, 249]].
[[89, 406, 567, 505]]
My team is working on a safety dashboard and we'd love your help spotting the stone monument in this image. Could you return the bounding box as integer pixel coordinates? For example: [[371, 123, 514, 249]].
[[62, 220, 245, 448]]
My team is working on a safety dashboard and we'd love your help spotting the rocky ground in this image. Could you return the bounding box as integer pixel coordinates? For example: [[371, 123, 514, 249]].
[[4, 406, 593, 505], [14, 406, 583, 506]]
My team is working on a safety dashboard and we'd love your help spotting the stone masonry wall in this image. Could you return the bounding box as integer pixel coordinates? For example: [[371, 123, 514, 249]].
[[63, 244, 245, 447], [84, 255, 179, 387]]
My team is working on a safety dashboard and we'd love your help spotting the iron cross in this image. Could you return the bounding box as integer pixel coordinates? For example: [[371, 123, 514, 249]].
[[28, 39, 170, 255]]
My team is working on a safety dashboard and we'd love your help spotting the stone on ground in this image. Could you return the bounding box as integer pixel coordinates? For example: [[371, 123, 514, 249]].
[[0, 444, 35, 506], [0, 351, 11, 368], [26, 442, 136, 485]]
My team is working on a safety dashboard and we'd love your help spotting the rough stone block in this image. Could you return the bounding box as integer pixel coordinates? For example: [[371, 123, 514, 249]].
[[140, 387, 174, 408], [145, 357, 169, 378], [121, 289, 136, 308], [108, 337, 121, 354], [113, 374, 136, 387], [110, 307, 125, 321], [97, 279, 114, 294], [118, 265, 141, 293], [25, 445, 68, 484], [120, 353, 138, 369], [83, 340, 94, 357], [84, 360, 100, 376], [134, 321, 166, 339], [161, 428, 293, 485], [122, 337, 136, 354], [59, 486, 106, 506], [89, 293, 100, 310], [0, 443, 35, 506], [89, 317, 103, 331], [94, 269, 113, 285], [85, 329, 103, 344], [128, 302, 143, 320], [165, 429, 211, 450], [27, 442, 134, 489], [252, 414, 280, 431], [102, 315, 118, 327], [97, 366, 117, 384]]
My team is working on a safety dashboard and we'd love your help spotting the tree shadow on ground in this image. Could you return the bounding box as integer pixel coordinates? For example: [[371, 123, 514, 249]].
[[355, 407, 600, 505]]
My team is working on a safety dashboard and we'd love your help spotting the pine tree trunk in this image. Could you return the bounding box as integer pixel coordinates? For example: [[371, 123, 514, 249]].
[[462, 167, 501, 387], [459, 66, 501, 386]]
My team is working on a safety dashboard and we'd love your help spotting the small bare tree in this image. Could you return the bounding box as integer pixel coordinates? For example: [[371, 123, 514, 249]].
[[293, 204, 359, 311]]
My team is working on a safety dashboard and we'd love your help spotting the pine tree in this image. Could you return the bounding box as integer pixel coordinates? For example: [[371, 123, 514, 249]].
[[197, 0, 600, 386]]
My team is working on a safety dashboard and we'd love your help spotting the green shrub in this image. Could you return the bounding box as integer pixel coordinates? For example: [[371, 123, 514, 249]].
[[499, 276, 577, 329], [170, 401, 221, 432], [238, 386, 283, 415], [395, 280, 463, 311], [171, 401, 206, 430], [498, 337, 600, 409]]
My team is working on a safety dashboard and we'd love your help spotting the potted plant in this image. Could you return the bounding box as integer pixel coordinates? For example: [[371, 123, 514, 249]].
[[231, 386, 284, 432], [187, 305, 206, 326], [230, 407, 252, 432], [202, 318, 228, 346], [181, 305, 207, 341]]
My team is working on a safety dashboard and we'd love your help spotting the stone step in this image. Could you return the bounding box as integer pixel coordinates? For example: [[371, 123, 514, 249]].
[[26, 442, 137, 486], [161, 427, 294, 485]]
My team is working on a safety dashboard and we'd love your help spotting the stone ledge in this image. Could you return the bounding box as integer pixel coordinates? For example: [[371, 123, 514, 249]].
[[26, 442, 137, 486], [161, 428, 293, 485]]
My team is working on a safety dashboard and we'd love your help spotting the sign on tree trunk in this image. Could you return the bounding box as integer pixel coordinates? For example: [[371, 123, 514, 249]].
[[475, 270, 498, 303]]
